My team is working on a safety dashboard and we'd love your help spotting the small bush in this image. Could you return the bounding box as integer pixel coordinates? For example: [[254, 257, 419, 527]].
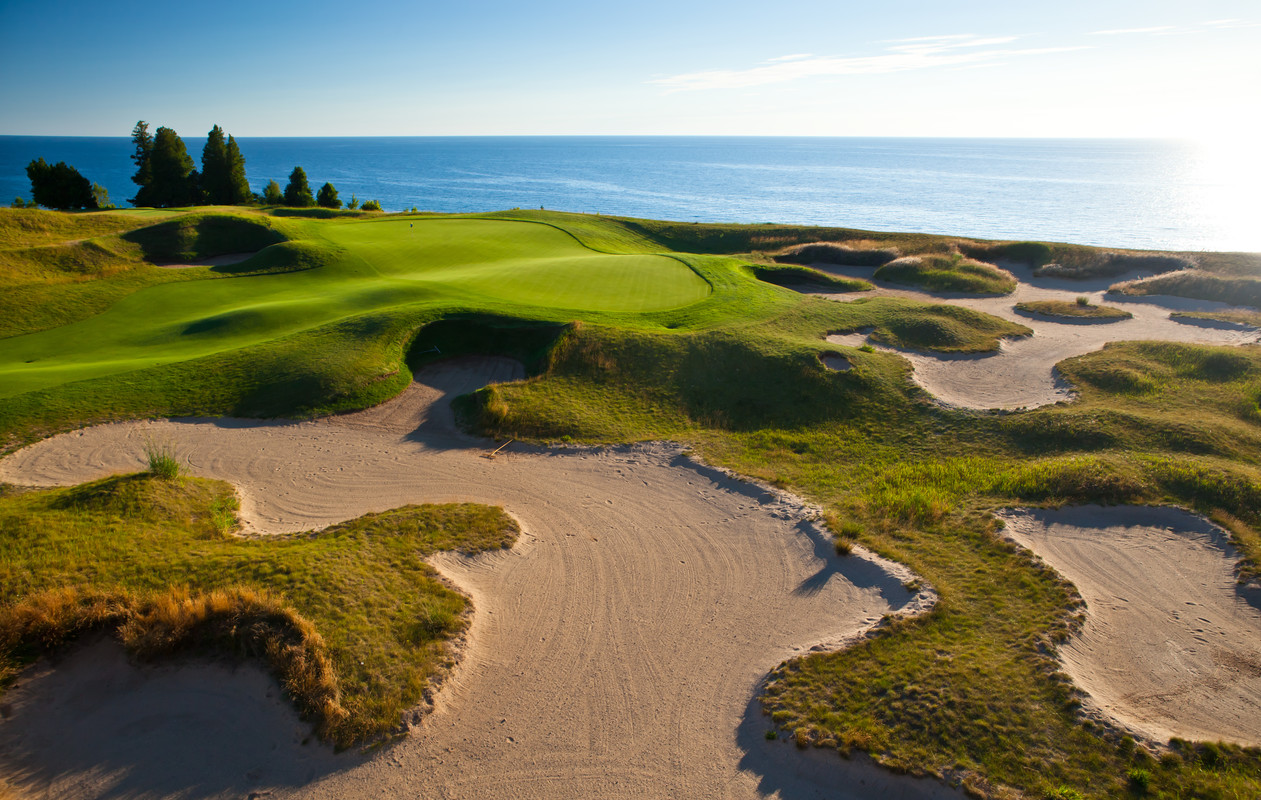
[[1126, 767, 1152, 793], [144, 440, 180, 480], [360, 199, 383, 212]]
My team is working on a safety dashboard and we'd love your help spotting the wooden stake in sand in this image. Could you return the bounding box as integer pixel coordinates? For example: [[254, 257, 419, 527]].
[[483, 439, 514, 460]]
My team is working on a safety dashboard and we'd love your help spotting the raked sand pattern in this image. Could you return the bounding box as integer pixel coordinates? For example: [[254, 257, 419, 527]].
[[0, 358, 958, 800], [1000, 505, 1261, 746]]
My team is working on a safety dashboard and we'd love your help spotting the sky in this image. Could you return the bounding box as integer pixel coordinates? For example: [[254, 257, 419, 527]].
[[1, 0, 1258, 139]]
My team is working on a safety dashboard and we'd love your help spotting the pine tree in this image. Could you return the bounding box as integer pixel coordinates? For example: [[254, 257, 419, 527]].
[[263, 180, 283, 205], [200, 125, 230, 205], [283, 166, 315, 207], [225, 135, 251, 204], [316, 182, 341, 209], [128, 120, 154, 205], [139, 127, 197, 207]]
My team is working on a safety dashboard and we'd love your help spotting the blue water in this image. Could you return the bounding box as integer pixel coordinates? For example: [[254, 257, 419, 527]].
[[1, 136, 1255, 252]]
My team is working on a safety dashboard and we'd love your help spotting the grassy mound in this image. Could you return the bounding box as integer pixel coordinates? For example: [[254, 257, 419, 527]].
[[845, 298, 1031, 353], [1170, 309, 1261, 329], [874, 254, 1017, 294], [121, 212, 284, 263], [960, 240, 1054, 268], [1112, 270, 1261, 310], [0, 207, 160, 249], [1037, 249, 1194, 280], [1015, 299, 1133, 320], [0, 473, 519, 747], [773, 241, 900, 267], [747, 263, 873, 292]]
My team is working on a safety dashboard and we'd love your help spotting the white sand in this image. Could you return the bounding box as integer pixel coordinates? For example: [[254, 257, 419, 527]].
[[999, 506, 1261, 745], [0, 358, 958, 800], [812, 263, 1260, 410]]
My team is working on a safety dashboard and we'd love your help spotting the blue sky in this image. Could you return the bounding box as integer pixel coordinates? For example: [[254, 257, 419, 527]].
[[2, 0, 1258, 138]]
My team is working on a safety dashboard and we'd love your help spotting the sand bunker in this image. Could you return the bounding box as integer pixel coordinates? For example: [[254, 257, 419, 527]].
[[813, 264, 1260, 410], [157, 252, 257, 269], [999, 506, 1261, 745], [0, 357, 957, 800]]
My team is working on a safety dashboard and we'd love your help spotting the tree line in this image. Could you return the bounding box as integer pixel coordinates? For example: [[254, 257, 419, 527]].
[[17, 122, 382, 212]]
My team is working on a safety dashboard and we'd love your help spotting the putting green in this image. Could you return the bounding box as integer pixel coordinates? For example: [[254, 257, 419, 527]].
[[0, 217, 709, 399]]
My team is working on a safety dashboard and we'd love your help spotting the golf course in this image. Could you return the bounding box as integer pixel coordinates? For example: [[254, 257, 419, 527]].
[[2, 205, 1261, 799]]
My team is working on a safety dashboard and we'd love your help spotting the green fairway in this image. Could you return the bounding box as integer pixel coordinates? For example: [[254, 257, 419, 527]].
[[0, 216, 708, 398]]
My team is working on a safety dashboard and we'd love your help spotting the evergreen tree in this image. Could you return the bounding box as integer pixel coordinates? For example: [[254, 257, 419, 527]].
[[91, 183, 114, 209], [316, 182, 341, 209], [26, 158, 98, 210], [283, 166, 315, 207], [137, 127, 197, 207], [263, 179, 283, 205], [128, 120, 154, 205], [225, 135, 251, 204], [200, 125, 230, 205]]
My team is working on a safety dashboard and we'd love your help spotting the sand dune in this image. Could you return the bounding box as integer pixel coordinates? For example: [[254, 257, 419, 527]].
[[0, 358, 956, 800], [1000, 506, 1261, 745]]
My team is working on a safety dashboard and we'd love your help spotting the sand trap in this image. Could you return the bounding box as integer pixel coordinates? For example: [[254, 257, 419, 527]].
[[812, 263, 1260, 410], [158, 252, 257, 269], [999, 506, 1261, 745], [820, 353, 852, 372], [0, 357, 956, 800]]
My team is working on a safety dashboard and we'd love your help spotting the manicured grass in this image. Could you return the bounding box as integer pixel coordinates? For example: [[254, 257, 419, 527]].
[[1015, 299, 1133, 320], [874, 254, 1018, 294], [0, 215, 709, 399], [3, 207, 1260, 795], [0, 474, 518, 747]]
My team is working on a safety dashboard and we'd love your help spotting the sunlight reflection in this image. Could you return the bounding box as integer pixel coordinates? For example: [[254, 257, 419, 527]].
[[1188, 136, 1261, 252]]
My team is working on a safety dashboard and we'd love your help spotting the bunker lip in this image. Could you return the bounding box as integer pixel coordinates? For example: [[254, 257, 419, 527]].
[[0, 357, 954, 800], [998, 505, 1261, 748], [156, 252, 258, 268]]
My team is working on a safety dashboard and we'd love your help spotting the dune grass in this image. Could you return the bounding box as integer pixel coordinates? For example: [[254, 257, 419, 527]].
[[1015, 299, 1133, 320], [874, 254, 1018, 295], [1112, 270, 1261, 310], [0, 473, 518, 747], [3, 207, 1261, 795], [1170, 309, 1261, 329]]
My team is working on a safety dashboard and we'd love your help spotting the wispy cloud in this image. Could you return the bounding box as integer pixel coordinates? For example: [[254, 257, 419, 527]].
[[650, 35, 1082, 92], [1089, 26, 1176, 36]]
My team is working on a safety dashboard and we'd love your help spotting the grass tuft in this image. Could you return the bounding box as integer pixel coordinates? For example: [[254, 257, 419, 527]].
[[143, 439, 180, 480]]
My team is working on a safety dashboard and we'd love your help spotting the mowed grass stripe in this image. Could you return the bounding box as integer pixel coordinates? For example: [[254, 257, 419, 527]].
[[0, 218, 708, 398]]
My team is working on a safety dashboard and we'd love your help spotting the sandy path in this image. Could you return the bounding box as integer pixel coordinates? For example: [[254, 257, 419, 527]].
[[812, 264, 1260, 410], [999, 506, 1261, 745], [0, 358, 956, 800]]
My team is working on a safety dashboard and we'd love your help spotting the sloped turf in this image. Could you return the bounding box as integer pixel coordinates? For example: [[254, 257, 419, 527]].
[[0, 217, 708, 398]]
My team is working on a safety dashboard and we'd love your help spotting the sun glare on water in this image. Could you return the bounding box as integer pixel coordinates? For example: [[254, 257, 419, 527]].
[[1186, 132, 1261, 253]]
